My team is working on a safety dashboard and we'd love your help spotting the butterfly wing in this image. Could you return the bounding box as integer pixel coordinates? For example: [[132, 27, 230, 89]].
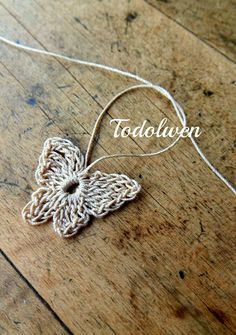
[[22, 187, 61, 225], [83, 171, 141, 218], [35, 137, 85, 187], [53, 195, 90, 237], [23, 137, 87, 233]]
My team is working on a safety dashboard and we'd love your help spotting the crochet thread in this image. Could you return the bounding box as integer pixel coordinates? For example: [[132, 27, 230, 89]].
[[0, 35, 235, 237], [1, 36, 235, 195]]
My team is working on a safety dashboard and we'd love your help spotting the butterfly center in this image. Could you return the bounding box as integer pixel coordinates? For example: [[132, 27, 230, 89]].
[[63, 179, 80, 194]]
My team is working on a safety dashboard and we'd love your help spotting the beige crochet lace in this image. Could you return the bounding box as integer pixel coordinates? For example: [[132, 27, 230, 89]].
[[22, 137, 141, 237]]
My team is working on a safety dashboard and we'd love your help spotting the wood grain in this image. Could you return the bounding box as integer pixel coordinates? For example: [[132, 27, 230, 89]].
[[0, 252, 69, 335], [145, 0, 236, 62], [0, 0, 235, 334]]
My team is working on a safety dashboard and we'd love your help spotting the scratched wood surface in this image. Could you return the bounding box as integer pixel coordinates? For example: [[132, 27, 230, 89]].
[[145, 0, 236, 62], [0, 252, 68, 335], [0, 0, 235, 334]]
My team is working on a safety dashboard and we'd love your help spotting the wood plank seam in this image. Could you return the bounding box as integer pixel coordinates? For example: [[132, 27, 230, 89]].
[[0, 250, 74, 335], [143, 0, 236, 64]]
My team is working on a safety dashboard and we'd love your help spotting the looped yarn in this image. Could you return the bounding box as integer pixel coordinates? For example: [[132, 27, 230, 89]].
[[0, 35, 235, 237]]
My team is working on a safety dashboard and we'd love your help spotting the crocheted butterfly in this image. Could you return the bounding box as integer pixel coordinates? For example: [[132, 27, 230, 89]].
[[22, 137, 141, 237]]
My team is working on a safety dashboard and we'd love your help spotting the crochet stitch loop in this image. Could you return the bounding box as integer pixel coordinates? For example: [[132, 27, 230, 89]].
[[22, 137, 141, 237]]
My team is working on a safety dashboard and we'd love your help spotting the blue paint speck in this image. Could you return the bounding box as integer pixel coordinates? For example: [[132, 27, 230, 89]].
[[26, 97, 37, 106], [16, 40, 21, 44]]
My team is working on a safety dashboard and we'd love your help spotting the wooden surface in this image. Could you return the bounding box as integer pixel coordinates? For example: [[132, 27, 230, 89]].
[[0, 0, 235, 334], [145, 0, 236, 62], [0, 251, 68, 335]]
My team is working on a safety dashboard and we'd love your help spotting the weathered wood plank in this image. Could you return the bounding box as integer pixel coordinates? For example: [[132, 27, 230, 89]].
[[0, 0, 235, 334], [145, 0, 236, 62], [0, 252, 70, 335]]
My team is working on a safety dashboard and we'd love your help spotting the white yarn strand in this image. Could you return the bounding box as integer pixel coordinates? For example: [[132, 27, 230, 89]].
[[84, 84, 186, 171], [1, 35, 235, 195]]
